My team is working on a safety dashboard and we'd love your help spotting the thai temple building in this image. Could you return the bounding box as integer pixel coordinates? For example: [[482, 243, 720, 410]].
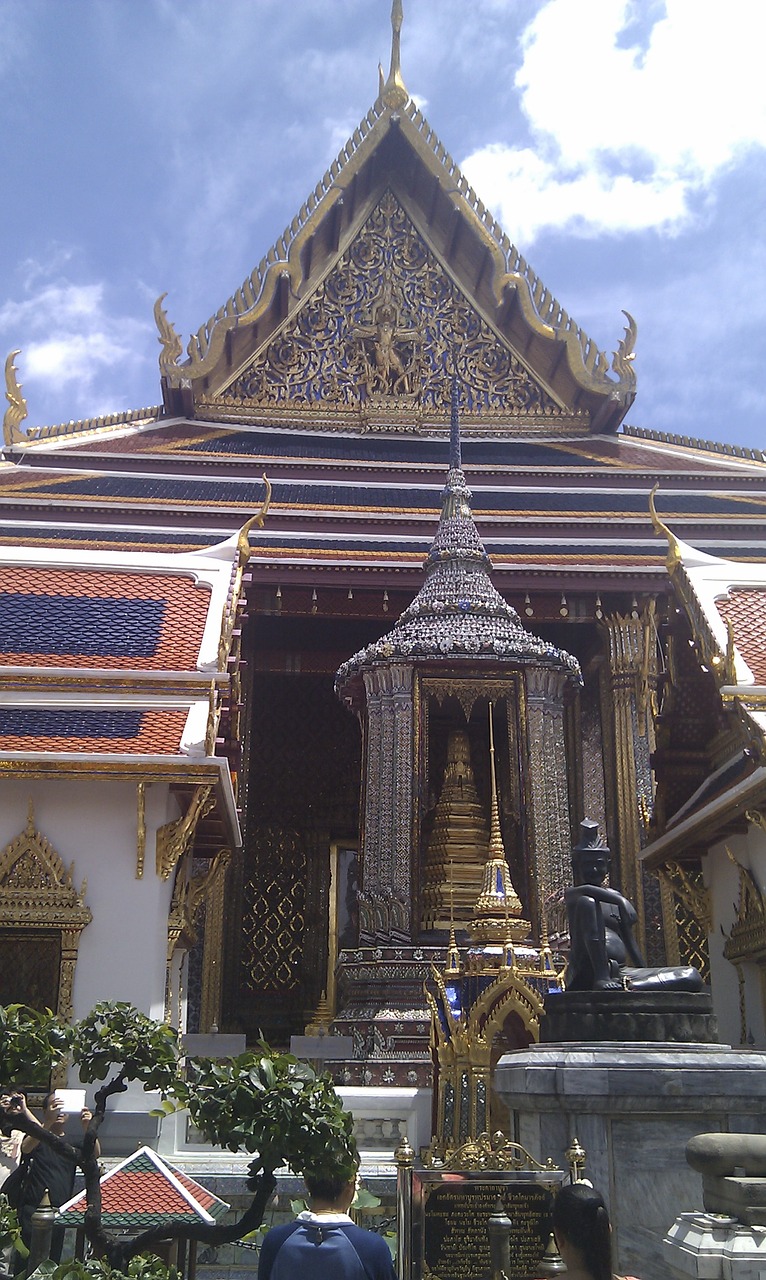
[[2, 3, 766, 1149]]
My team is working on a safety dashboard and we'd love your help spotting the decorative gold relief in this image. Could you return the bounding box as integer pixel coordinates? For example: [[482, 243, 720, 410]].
[[200, 850, 229, 1032], [424, 1131, 558, 1174], [155, 785, 215, 880], [422, 676, 519, 720], [215, 479, 272, 676], [659, 861, 712, 937], [205, 681, 217, 757], [0, 802, 91, 1022], [3, 350, 28, 446]]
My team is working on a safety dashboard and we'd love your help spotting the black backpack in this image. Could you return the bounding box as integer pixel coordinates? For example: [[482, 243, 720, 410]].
[[2, 1155, 31, 1211]]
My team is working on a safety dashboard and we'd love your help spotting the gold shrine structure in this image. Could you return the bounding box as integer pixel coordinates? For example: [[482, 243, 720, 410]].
[[2, 3, 766, 1089]]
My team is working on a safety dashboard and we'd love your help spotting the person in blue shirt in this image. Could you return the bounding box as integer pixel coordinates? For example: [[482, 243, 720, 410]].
[[257, 1162, 397, 1280]]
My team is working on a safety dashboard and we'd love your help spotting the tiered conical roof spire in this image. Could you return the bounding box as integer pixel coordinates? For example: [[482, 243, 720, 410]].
[[336, 382, 581, 682]]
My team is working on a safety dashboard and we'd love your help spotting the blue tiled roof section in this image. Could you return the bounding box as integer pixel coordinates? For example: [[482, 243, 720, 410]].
[[185, 430, 594, 467], [27, 475, 766, 517], [0, 709, 143, 738], [3, 595, 165, 656], [0, 527, 206, 548]]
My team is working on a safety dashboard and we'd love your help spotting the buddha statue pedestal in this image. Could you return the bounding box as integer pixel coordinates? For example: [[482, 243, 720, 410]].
[[495, 1042, 766, 1280], [541, 987, 718, 1045]]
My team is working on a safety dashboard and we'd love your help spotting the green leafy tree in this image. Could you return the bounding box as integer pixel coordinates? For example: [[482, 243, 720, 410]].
[[0, 1004, 72, 1087], [0, 1003, 357, 1275], [0, 1192, 28, 1262]]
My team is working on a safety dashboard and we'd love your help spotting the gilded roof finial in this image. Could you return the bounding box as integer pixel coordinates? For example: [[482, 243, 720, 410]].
[[648, 483, 682, 576], [154, 293, 183, 378], [236, 475, 272, 568], [380, 0, 408, 110], [611, 310, 637, 393], [3, 350, 28, 446]]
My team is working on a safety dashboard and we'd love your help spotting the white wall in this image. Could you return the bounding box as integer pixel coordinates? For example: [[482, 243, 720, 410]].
[[0, 778, 177, 1023], [706, 831, 766, 1047]]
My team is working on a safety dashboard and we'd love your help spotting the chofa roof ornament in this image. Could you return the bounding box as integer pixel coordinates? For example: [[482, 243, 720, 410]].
[[379, 0, 409, 110]]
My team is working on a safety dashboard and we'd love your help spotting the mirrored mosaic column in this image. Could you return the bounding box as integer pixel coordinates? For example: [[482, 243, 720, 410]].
[[361, 662, 414, 942]]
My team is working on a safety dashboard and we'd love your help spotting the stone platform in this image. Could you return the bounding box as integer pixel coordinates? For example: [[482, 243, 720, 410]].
[[495, 1041, 766, 1279]]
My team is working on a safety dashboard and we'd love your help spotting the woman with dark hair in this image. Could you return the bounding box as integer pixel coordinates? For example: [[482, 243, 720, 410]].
[[541, 1182, 640, 1280]]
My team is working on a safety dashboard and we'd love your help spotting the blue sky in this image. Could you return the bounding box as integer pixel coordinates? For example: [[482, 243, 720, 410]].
[[1, 0, 765, 448]]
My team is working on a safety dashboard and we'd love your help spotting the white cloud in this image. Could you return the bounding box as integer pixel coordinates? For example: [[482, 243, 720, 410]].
[[0, 256, 153, 421], [461, 0, 766, 242]]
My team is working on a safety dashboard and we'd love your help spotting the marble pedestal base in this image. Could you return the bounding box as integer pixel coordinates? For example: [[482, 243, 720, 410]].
[[664, 1212, 766, 1279], [494, 1042, 766, 1279]]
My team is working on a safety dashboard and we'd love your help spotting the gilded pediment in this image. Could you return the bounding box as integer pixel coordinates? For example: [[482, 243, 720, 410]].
[[0, 802, 89, 916], [199, 191, 579, 434]]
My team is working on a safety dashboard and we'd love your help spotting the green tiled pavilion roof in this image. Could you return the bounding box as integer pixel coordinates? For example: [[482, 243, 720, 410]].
[[58, 1146, 229, 1229]]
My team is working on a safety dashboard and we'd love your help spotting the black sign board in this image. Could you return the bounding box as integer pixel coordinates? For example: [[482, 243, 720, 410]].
[[410, 1169, 562, 1280]]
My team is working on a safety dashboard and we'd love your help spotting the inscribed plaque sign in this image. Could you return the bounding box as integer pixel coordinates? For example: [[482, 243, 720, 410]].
[[412, 1169, 561, 1280]]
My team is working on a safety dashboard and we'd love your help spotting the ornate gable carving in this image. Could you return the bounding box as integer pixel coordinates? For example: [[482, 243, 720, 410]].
[[203, 191, 578, 433], [0, 802, 92, 1021], [0, 803, 90, 916], [724, 843, 766, 966]]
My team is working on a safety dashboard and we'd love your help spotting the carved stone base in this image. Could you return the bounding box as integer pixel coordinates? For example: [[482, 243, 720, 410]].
[[541, 989, 718, 1045], [326, 945, 441, 1087]]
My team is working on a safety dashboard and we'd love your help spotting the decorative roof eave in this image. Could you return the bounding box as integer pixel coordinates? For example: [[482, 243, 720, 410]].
[[651, 491, 766, 693], [640, 763, 766, 870], [158, 100, 634, 424], [0, 751, 241, 846], [625, 424, 766, 467], [2, 377, 163, 452]]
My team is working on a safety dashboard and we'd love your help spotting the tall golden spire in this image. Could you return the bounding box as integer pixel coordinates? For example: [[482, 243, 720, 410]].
[[469, 702, 528, 944], [379, 0, 409, 109]]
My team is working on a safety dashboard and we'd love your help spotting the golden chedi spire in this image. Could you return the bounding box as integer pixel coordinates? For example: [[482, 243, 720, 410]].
[[379, 0, 409, 109], [470, 703, 529, 944], [422, 729, 489, 931]]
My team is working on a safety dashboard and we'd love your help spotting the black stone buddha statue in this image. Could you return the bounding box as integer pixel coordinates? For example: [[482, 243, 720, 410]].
[[564, 820, 703, 993]]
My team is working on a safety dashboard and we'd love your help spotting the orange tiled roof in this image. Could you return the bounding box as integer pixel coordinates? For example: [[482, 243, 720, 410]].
[[0, 709, 190, 755], [716, 588, 766, 684], [0, 568, 211, 671]]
